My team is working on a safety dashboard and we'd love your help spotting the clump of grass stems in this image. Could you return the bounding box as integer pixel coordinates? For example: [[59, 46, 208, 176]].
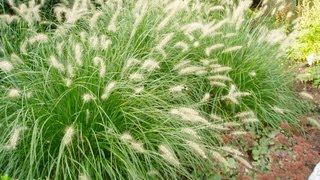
[[0, 0, 307, 179]]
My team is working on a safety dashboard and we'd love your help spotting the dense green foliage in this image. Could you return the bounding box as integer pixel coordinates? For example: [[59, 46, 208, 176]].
[[290, 0, 320, 60], [289, 0, 320, 86], [0, 0, 306, 179]]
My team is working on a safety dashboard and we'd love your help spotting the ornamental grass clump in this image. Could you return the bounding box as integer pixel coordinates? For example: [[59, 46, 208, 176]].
[[0, 0, 306, 179]]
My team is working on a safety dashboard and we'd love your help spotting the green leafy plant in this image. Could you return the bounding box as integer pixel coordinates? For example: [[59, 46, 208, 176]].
[[0, 175, 11, 180], [289, 0, 320, 86], [0, 0, 307, 179], [290, 0, 320, 60]]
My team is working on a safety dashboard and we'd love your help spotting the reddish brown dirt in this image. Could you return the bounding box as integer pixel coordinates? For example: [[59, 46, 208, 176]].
[[259, 81, 320, 180], [237, 81, 320, 180]]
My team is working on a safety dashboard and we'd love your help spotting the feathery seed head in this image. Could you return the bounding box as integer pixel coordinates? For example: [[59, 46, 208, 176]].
[[26, 91, 33, 98], [178, 107, 199, 115], [155, 33, 174, 57], [169, 85, 186, 93], [67, 64, 75, 78], [120, 132, 133, 142], [209, 114, 223, 121], [201, 19, 227, 38], [207, 123, 229, 130], [7, 88, 20, 98], [159, 144, 180, 166], [5, 127, 25, 150], [64, 78, 73, 87], [231, 131, 248, 136], [223, 122, 241, 127], [62, 126, 75, 146], [235, 111, 255, 118], [129, 72, 144, 81], [0, 14, 20, 24], [100, 35, 112, 50], [131, 0, 148, 38], [234, 155, 252, 169], [49, 55, 65, 72], [186, 140, 207, 159], [249, 71, 256, 77], [208, 75, 232, 81], [157, 1, 185, 31], [107, 0, 122, 32], [181, 128, 200, 139], [200, 60, 210, 66], [20, 41, 28, 54], [173, 60, 191, 71], [130, 142, 146, 153], [80, 31, 87, 42], [147, 170, 160, 177], [221, 146, 243, 156], [222, 85, 250, 104], [10, 53, 23, 64], [211, 150, 230, 168], [82, 93, 96, 103], [170, 107, 209, 124], [231, 0, 252, 30], [89, 11, 102, 28], [0, 60, 13, 72], [93, 57, 106, 78], [212, 66, 232, 73], [242, 118, 259, 123], [28, 33, 48, 44], [299, 91, 314, 100], [174, 42, 189, 52], [178, 66, 207, 76], [222, 46, 243, 53], [210, 81, 227, 87], [134, 86, 144, 94], [101, 81, 117, 100], [208, 5, 224, 13], [89, 35, 99, 49], [124, 58, 140, 70], [119, 132, 145, 153], [193, 41, 200, 47], [264, 28, 286, 44], [201, 93, 210, 102], [180, 22, 205, 33], [205, 44, 224, 56], [74, 43, 83, 66], [56, 42, 64, 56], [79, 174, 89, 180], [272, 106, 287, 114], [140, 59, 160, 72], [224, 32, 237, 38]]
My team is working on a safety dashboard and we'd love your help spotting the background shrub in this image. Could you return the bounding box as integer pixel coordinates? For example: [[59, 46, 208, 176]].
[[290, 0, 320, 61]]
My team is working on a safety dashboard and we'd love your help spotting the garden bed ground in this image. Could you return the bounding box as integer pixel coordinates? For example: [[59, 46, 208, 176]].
[[248, 81, 320, 179], [234, 79, 320, 180]]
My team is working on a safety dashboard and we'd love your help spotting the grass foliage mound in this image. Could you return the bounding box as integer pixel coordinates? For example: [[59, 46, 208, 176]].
[[0, 0, 306, 179]]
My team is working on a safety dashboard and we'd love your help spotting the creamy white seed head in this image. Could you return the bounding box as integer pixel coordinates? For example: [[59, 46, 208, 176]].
[[186, 140, 207, 159], [7, 88, 20, 98], [82, 93, 96, 103], [159, 144, 180, 166], [4, 127, 25, 150], [101, 81, 117, 100], [0, 60, 13, 72], [140, 59, 160, 72], [62, 126, 75, 146]]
